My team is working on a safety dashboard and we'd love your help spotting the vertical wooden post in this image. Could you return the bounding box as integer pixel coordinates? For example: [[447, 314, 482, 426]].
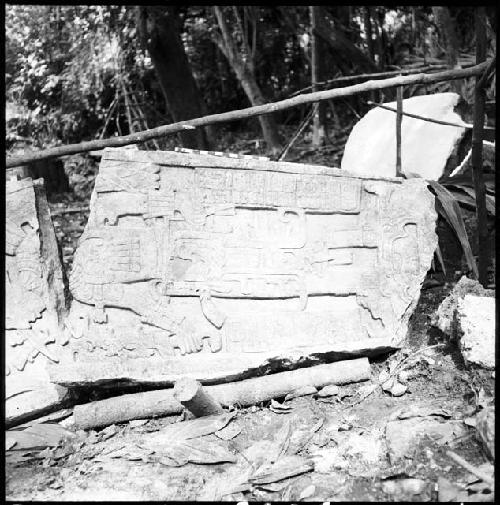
[[310, 6, 325, 147], [471, 7, 489, 285], [395, 86, 403, 177]]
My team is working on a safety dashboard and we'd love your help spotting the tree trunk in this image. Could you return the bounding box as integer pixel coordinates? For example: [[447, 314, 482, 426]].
[[375, 8, 388, 69], [310, 6, 325, 147], [471, 7, 489, 285], [137, 6, 211, 149], [213, 6, 281, 155], [237, 66, 282, 155], [432, 7, 462, 94], [314, 9, 378, 73], [363, 7, 376, 63]]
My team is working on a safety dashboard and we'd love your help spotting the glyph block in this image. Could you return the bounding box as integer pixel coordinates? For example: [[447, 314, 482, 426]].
[[52, 149, 438, 386]]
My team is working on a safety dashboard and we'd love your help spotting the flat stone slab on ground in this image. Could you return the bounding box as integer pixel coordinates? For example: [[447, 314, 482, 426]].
[[51, 149, 437, 386], [341, 92, 467, 180], [385, 417, 468, 465], [6, 178, 70, 425]]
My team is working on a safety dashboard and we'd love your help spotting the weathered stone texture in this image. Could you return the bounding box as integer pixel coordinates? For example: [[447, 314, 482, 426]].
[[458, 295, 495, 369], [6, 178, 70, 425], [341, 92, 467, 180], [53, 149, 437, 385], [432, 275, 494, 336], [432, 276, 495, 369]]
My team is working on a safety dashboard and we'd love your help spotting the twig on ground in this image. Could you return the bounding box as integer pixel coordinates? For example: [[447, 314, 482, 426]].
[[446, 450, 493, 485]]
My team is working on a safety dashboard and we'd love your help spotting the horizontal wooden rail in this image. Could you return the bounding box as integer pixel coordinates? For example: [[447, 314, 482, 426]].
[[6, 59, 491, 168]]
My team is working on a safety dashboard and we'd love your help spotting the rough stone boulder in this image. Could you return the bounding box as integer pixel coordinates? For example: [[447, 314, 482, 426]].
[[6, 177, 71, 426], [49, 149, 438, 387], [432, 276, 495, 369], [341, 92, 467, 180], [457, 295, 495, 369]]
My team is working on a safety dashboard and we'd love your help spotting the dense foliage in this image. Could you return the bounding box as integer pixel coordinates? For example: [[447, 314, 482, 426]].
[[5, 5, 496, 152]]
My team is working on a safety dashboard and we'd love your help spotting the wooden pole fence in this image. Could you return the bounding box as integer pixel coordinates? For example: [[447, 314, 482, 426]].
[[6, 59, 492, 169]]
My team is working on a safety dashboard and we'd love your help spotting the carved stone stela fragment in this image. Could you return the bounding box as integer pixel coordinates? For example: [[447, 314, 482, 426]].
[[6, 178, 69, 423], [58, 149, 437, 385]]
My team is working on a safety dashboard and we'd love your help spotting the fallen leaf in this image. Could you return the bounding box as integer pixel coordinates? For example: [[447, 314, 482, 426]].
[[6, 423, 75, 451], [249, 455, 314, 485], [129, 419, 148, 428], [272, 418, 292, 462], [159, 439, 236, 466], [285, 385, 317, 401], [158, 455, 184, 467], [393, 405, 452, 421], [299, 484, 316, 500], [317, 385, 340, 398], [100, 424, 119, 441], [270, 399, 292, 413], [215, 423, 241, 441], [256, 481, 289, 492], [290, 418, 325, 454], [198, 465, 253, 500], [154, 411, 236, 441], [140, 412, 238, 466], [381, 375, 408, 397], [282, 483, 294, 501], [16, 409, 73, 428]]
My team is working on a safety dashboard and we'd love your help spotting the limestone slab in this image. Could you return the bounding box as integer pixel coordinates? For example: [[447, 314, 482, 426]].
[[6, 178, 71, 425], [458, 295, 495, 369], [341, 92, 467, 180], [51, 149, 437, 386]]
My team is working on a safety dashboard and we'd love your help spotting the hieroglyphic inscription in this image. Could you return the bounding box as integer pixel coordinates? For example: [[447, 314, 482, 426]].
[[195, 168, 361, 213], [64, 149, 437, 378]]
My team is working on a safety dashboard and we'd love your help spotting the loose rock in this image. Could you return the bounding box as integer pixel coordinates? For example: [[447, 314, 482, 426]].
[[341, 92, 467, 180]]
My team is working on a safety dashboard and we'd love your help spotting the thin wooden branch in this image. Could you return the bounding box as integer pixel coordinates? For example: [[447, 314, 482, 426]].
[[50, 206, 89, 216], [395, 86, 403, 177], [366, 100, 472, 129], [475, 54, 496, 91], [6, 59, 491, 168], [471, 8, 489, 286], [278, 104, 316, 161], [290, 65, 450, 97]]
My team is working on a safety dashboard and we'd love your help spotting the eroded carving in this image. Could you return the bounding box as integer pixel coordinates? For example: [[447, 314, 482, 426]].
[[6, 178, 70, 423], [63, 149, 437, 381]]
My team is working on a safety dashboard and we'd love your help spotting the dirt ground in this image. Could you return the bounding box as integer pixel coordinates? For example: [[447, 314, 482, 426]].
[[6, 281, 495, 502]]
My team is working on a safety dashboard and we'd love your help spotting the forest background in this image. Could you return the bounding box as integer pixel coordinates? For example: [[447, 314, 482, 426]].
[[5, 5, 496, 227]]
